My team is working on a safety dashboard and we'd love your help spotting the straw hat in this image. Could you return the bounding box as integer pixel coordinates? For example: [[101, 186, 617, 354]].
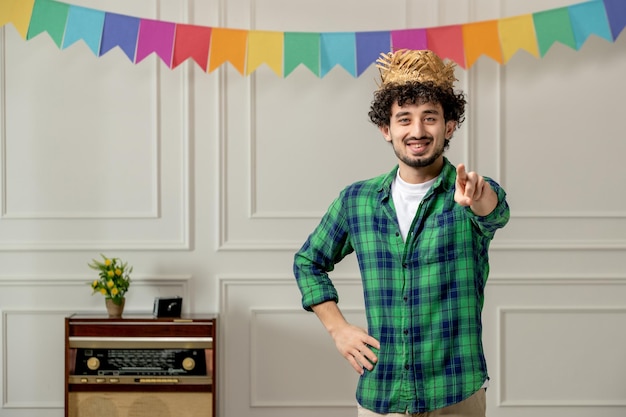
[[375, 49, 457, 90]]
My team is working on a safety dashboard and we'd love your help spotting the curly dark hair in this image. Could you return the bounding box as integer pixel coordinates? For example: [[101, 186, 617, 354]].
[[368, 81, 466, 131]]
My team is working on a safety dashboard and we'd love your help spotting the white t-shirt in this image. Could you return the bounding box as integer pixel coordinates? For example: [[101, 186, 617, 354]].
[[391, 170, 437, 241]]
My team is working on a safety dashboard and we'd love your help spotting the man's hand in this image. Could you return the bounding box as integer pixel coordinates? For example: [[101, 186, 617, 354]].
[[454, 163, 497, 216], [312, 301, 380, 374], [329, 322, 380, 375]]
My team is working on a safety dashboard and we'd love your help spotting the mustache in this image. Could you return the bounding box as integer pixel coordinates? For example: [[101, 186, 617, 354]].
[[406, 135, 433, 141]]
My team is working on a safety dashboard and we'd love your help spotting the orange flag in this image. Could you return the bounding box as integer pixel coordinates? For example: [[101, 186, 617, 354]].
[[462, 20, 503, 68], [247, 30, 283, 76], [208, 28, 248, 74], [498, 14, 539, 63]]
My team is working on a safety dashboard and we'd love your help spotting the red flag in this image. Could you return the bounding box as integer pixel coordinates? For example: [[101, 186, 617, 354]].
[[172, 24, 212, 70], [426, 25, 466, 68]]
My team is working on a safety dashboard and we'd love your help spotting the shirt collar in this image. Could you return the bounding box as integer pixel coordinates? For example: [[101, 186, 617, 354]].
[[378, 157, 455, 198]]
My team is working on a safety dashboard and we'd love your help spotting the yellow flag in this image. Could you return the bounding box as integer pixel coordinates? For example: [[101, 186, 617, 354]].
[[8, 0, 35, 39], [247, 30, 283, 76], [0, 0, 18, 27], [498, 14, 539, 63]]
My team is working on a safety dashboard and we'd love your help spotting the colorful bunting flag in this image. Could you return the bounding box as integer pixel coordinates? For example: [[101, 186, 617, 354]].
[[498, 15, 539, 63], [9, 0, 36, 39], [391, 28, 427, 51], [0, 0, 18, 27], [100, 13, 140, 62], [356, 31, 391, 76], [27, 0, 70, 48], [208, 28, 247, 75], [247, 30, 283, 76], [172, 24, 212, 71], [136, 19, 176, 66], [569, 1, 612, 49], [284, 32, 320, 77], [602, 0, 626, 40], [0, 0, 624, 77], [320, 32, 356, 77], [63, 5, 105, 55], [427, 25, 466, 68], [533, 7, 576, 57], [463, 20, 503, 68]]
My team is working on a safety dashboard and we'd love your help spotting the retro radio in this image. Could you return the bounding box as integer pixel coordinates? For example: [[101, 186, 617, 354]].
[[65, 314, 217, 417]]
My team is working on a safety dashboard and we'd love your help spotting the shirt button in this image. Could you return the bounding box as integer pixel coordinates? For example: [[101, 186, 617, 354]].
[[403, 296, 408, 302], [403, 329, 408, 335], [405, 364, 410, 370], [402, 263, 407, 268]]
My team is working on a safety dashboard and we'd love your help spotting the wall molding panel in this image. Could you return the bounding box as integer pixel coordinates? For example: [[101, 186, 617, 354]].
[[0, 0, 192, 251], [2, 309, 74, 410], [249, 308, 366, 408], [496, 307, 626, 408], [1, 0, 625, 416]]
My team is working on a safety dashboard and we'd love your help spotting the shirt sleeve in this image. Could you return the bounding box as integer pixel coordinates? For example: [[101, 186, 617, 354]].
[[465, 177, 510, 238], [293, 191, 354, 311]]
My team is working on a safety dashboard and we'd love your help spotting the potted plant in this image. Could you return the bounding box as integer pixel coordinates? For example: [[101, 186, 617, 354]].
[[88, 254, 132, 317]]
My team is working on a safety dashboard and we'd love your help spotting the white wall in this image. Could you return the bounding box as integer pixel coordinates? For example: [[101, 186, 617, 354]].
[[1, 0, 626, 416]]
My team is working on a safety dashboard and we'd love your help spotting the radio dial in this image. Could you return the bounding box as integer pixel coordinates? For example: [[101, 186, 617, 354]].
[[182, 357, 195, 371], [86, 357, 100, 370]]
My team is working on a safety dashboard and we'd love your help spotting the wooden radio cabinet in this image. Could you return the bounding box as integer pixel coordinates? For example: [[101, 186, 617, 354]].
[[65, 314, 217, 417]]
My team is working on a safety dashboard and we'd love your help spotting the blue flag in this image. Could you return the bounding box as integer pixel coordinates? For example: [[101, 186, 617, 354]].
[[63, 5, 105, 55]]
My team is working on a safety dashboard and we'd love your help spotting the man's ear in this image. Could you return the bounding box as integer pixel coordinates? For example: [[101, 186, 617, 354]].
[[379, 125, 392, 143], [445, 120, 457, 139]]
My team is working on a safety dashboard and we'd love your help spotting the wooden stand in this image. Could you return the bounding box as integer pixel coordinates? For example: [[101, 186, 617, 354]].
[[65, 314, 217, 417]]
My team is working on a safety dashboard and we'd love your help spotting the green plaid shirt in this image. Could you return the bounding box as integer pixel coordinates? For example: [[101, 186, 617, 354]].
[[294, 158, 510, 413]]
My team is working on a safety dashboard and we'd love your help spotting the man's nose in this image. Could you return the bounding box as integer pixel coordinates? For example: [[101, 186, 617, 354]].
[[410, 120, 425, 138]]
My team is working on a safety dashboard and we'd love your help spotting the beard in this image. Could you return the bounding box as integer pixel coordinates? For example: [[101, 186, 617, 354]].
[[393, 137, 446, 168]]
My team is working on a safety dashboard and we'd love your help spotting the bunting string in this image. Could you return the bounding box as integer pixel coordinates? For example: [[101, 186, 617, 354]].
[[1, 0, 625, 77]]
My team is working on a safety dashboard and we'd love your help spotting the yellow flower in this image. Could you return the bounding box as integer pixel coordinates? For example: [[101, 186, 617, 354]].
[[88, 254, 132, 300]]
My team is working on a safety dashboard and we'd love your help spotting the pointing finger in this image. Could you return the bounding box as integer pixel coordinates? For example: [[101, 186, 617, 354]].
[[456, 163, 467, 182], [464, 172, 476, 201]]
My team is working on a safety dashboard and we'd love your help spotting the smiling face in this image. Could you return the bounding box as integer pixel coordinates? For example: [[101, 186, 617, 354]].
[[380, 100, 456, 183]]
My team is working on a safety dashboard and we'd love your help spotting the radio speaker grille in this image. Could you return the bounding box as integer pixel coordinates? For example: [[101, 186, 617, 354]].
[[68, 392, 212, 417]]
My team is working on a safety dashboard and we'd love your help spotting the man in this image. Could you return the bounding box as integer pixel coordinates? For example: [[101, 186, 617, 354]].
[[293, 49, 510, 416]]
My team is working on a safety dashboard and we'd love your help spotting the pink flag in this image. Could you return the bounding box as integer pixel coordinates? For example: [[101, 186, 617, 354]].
[[136, 18, 176, 66], [391, 28, 427, 51]]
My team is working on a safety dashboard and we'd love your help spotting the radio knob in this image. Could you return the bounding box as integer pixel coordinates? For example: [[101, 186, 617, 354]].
[[182, 357, 195, 371], [87, 357, 100, 370]]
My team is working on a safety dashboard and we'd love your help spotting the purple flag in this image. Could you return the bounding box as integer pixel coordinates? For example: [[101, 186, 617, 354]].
[[603, 0, 626, 40], [356, 31, 391, 76], [100, 13, 140, 62]]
